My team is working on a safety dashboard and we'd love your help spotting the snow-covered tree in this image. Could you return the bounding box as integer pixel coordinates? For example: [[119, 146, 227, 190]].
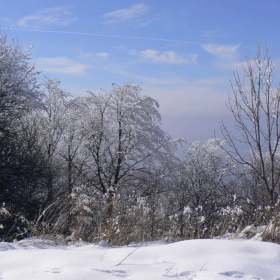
[[35, 78, 72, 202], [79, 83, 177, 213], [0, 33, 43, 240], [0, 33, 40, 134], [220, 46, 280, 206], [59, 96, 87, 194], [169, 139, 234, 238]]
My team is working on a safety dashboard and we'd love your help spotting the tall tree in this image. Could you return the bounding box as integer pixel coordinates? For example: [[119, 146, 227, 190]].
[[0, 33, 43, 240], [0, 33, 41, 202], [80, 83, 177, 209], [220, 46, 280, 206], [35, 78, 72, 202], [0, 33, 40, 134]]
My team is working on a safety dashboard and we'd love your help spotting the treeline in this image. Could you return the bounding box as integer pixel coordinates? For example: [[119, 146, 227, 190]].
[[0, 34, 280, 245]]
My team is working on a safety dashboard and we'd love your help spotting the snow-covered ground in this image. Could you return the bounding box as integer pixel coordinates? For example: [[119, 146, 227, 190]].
[[1, 238, 280, 280]]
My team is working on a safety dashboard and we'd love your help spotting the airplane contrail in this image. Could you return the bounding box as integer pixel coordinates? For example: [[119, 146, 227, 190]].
[[3, 27, 255, 49], [4, 27, 206, 44]]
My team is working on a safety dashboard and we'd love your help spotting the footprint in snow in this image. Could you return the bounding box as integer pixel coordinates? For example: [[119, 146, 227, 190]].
[[164, 270, 197, 279], [93, 269, 130, 277], [219, 271, 261, 279], [45, 268, 61, 274]]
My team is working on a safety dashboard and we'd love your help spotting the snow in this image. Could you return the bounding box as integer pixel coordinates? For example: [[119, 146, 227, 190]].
[[1, 238, 280, 279]]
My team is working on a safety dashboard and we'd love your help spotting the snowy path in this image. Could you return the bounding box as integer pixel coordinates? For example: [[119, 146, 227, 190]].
[[1, 238, 280, 279]]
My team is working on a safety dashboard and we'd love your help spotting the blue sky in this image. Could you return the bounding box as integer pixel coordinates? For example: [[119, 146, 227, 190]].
[[1, 0, 280, 143]]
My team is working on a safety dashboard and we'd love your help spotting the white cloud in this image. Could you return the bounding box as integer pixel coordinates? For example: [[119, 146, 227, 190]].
[[17, 6, 76, 28], [201, 43, 240, 59], [139, 49, 197, 64], [96, 52, 109, 58], [103, 3, 150, 24], [37, 57, 88, 75], [79, 52, 110, 61]]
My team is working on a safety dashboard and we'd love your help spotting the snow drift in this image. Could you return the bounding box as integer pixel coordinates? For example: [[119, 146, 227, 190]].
[[1, 238, 280, 279]]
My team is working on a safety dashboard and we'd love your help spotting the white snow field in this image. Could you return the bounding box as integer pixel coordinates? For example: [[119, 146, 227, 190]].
[[1, 238, 280, 280]]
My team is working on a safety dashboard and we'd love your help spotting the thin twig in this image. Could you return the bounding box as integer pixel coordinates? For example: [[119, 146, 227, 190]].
[[99, 247, 107, 261], [165, 264, 176, 274], [200, 261, 207, 271], [115, 247, 139, 266]]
